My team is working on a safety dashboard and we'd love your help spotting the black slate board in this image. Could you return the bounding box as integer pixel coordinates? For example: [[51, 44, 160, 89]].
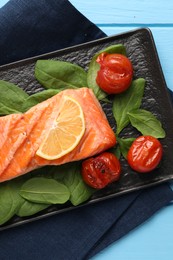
[[0, 28, 173, 230]]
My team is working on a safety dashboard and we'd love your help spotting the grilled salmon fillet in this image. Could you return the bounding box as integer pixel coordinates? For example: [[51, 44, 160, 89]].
[[0, 88, 116, 182]]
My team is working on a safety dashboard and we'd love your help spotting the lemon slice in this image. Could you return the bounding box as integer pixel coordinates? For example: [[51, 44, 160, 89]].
[[36, 95, 85, 160]]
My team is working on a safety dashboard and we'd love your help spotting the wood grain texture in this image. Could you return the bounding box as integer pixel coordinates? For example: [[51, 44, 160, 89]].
[[70, 0, 173, 24]]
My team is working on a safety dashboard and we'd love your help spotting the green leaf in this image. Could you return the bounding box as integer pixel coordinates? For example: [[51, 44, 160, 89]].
[[0, 80, 29, 115], [117, 137, 136, 159], [17, 200, 49, 217], [52, 163, 94, 206], [21, 89, 60, 112], [35, 60, 87, 90], [0, 180, 24, 225], [0, 184, 17, 225], [109, 145, 121, 159], [128, 109, 166, 138], [87, 44, 126, 100], [63, 166, 94, 206], [20, 177, 70, 204], [113, 78, 145, 134], [0, 106, 20, 116]]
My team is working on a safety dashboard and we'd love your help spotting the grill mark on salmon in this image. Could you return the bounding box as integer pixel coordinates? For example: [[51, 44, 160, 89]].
[[0, 88, 116, 182]]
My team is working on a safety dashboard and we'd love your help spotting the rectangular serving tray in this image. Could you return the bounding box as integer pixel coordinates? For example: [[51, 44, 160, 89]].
[[0, 28, 173, 230]]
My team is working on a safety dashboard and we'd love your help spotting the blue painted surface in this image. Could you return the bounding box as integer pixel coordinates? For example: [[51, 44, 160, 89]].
[[0, 0, 173, 259], [0, 0, 7, 7]]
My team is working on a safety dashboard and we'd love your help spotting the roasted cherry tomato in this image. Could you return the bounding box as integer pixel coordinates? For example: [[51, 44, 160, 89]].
[[96, 53, 133, 94], [82, 152, 121, 189], [127, 135, 163, 173]]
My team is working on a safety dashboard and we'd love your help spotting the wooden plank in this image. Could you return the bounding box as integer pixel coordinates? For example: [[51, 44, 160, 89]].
[[70, 0, 173, 24], [0, 0, 8, 7]]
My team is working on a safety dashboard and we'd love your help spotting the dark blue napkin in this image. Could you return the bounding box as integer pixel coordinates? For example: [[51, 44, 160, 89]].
[[0, 1, 173, 259]]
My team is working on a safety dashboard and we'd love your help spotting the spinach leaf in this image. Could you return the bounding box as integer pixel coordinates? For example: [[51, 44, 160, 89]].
[[128, 109, 166, 138], [61, 166, 94, 206], [17, 200, 50, 217], [117, 137, 136, 159], [87, 44, 126, 100], [52, 163, 94, 206], [21, 89, 60, 112], [0, 80, 29, 115], [109, 145, 121, 159], [35, 60, 87, 90], [0, 171, 51, 221], [20, 177, 70, 204], [0, 106, 20, 116], [113, 78, 145, 134], [0, 180, 24, 225], [0, 185, 17, 225]]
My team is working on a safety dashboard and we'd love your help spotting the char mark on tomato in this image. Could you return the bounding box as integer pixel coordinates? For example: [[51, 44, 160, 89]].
[[82, 152, 121, 189]]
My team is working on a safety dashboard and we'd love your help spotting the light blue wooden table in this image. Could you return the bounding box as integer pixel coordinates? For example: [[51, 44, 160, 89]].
[[0, 0, 173, 259]]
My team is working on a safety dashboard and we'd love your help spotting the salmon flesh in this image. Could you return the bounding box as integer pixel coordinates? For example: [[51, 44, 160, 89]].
[[0, 88, 116, 182]]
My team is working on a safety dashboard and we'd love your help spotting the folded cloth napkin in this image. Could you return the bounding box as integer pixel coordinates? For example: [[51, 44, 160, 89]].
[[0, 1, 173, 259]]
